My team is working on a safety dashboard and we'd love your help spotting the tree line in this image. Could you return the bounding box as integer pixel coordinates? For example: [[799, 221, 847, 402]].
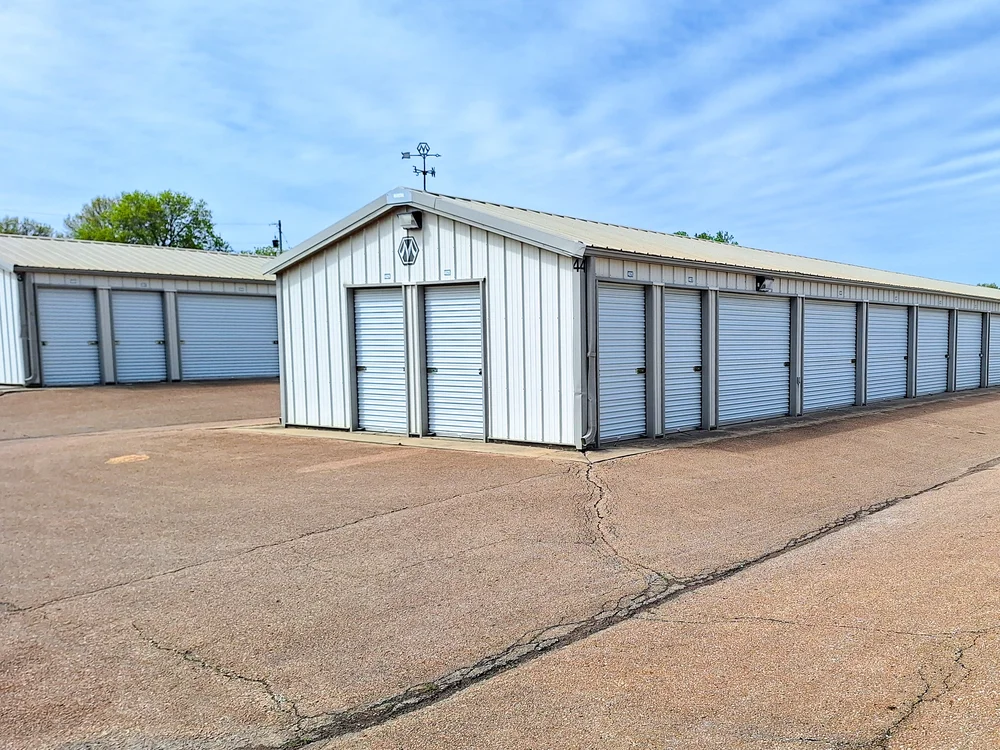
[[0, 190, 278, 255]]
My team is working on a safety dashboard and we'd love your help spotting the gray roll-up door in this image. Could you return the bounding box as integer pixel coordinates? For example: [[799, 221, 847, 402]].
[[177, 294, 278, 380], [956, 311, 983, 391], [37, 287, 101, 386], [598, 283, 646, 442], [990, 315, 1000, 387], [354, 287, 407, 434], [866, 305, 908, 402], [916, 308, 949, 396], [663, 289, 701, 432], [424, 284, 484, 439], [111, 291, 166, 383], [718, 294, 790, 424], [803, 300, 857, 412]]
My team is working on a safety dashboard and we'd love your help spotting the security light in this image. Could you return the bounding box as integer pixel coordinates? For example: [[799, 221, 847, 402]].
[[756, 275, 774, 293], [397, 211, 422, 230]]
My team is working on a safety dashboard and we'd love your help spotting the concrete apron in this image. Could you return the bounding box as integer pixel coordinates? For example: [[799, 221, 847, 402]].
[[237, 387, 1000, 464]]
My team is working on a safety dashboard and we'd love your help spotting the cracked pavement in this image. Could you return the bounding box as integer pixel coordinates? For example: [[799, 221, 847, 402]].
[[4, 384, 1000, 749]]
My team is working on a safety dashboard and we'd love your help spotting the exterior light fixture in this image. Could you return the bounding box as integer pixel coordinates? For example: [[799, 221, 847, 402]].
[[756, 275, 774, 293], [397, 211, 422, 230]]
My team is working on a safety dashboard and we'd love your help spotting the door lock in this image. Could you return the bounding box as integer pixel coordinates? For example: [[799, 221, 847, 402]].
[[693, 365, 702, 372], [636, 367, 646, 374], [427, 367, 438, 373], [356, 365, 367, 372]]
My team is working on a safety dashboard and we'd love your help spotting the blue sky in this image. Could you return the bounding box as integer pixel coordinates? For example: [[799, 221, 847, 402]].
[[2, 0, 999, 283]]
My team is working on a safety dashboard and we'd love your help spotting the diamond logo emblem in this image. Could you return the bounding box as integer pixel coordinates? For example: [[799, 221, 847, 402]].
[[397, 236, 420, 266]]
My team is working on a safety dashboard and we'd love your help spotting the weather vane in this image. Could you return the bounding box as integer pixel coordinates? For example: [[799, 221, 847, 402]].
[[401, 142, 441, 190]]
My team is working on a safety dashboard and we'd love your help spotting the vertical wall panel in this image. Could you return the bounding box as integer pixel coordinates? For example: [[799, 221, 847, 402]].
[[540, 252, 561, 442], [504, 239, 526, 442], [559, 255, 578, 445], [0, 268, 24, 385], [990, 315, 1000, 387], [522, 244, 543, 442]]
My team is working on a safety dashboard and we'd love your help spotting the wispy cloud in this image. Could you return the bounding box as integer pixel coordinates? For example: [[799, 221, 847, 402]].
[[1, 0, 998, 282]]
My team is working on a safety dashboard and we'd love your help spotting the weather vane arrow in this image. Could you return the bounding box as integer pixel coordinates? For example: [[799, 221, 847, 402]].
[[401, 142, 441, 190]]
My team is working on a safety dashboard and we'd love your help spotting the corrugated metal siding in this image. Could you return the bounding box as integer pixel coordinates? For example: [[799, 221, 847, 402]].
[[354, 287, 408, 433], [916, 308, 949, 396], [803, 300, 857, 412], [279, 212, 579, 446], [424, 284, 484, 438], [990, 315, 1000, 388], [866, 305, 908, 402], [111, 291, 166, 383], [0, 268, 24, 385], [718, 294, 790, 423], [956, 311, 983, 391], [594, 258, 1000, 314], [37, 287, 101, 386], [28, 272, 274, 297], [177, 294, 279, 380], [663, 289, 701, 431], [598, 283, 646, 442]]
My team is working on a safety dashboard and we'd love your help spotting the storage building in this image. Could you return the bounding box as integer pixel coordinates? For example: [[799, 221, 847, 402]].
[[268, 187, 1000, 449], [0, 236, 278, 387]]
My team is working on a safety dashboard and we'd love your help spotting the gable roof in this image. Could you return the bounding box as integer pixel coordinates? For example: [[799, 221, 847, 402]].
[[0, 235, 274, 282], [267, 187, 1000, 302]]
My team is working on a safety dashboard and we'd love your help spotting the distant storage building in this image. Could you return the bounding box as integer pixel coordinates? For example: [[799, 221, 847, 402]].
[[267, 187, 1000, 449], [0, 236, 278, 387]]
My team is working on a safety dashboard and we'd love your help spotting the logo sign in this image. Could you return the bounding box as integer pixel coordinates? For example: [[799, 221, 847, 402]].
[[397, 236, 420, 266]]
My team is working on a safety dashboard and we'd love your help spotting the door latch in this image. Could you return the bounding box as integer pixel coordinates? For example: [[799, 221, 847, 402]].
[[156, 340, 164, 345], [783, 361, 790, 367], [693, 365, 702, 372], [636, 367, 646, 375], [356, 365, 367, 372], [88, 340, 99, 346], [427, 367, 438, 373]]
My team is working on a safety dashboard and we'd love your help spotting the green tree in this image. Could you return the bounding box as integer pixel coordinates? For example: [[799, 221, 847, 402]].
[[242, 246, 280, 257], [979, 282, 998, 289], [0, 216, 55, 236], [675, 230, 738, 245], [65, 191, 229, 251]]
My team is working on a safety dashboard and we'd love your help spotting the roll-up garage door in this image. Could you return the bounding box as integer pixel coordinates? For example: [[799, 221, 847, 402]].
[[718, 294, 790, 424], [990, 315, 1000, 387], [177, 294, 278, 380], [916, 308, 949, 396], [598, 283, 646, 442], [956, 311, 983, 391], [866, 305, 908, 402], [354, 287, 407, 434], [803, 300, 857, 412], [424, 284, 484, 439], [663, 289, 701, 431], [112, 291, 166, 383], [37, 287, 101, 386]]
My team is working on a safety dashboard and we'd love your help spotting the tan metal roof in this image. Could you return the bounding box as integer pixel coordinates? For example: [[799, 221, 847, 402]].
[[0, 235, 274, 282], [437, 194, 1000, 302]]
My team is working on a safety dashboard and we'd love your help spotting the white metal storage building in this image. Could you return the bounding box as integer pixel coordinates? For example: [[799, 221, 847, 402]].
[[0, 236, 278, 387], [268, 187, 1000, 449]]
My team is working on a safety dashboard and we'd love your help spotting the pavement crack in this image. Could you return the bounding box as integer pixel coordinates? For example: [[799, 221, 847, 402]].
[[132, 622, 304, 729], [260, 452, 1000, 749], [580, 459, 675, 585], [13, 470, 565, 615], [871, 629, 993, 748]]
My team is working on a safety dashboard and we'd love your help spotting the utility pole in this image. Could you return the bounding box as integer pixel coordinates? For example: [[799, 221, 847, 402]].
[[270, 220, 283, 252], [401, 142, 441, 190]]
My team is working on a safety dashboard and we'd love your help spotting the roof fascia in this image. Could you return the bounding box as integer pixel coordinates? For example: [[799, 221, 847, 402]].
[[586, 246, 1000, 305], [266, 188, 586, 275]]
